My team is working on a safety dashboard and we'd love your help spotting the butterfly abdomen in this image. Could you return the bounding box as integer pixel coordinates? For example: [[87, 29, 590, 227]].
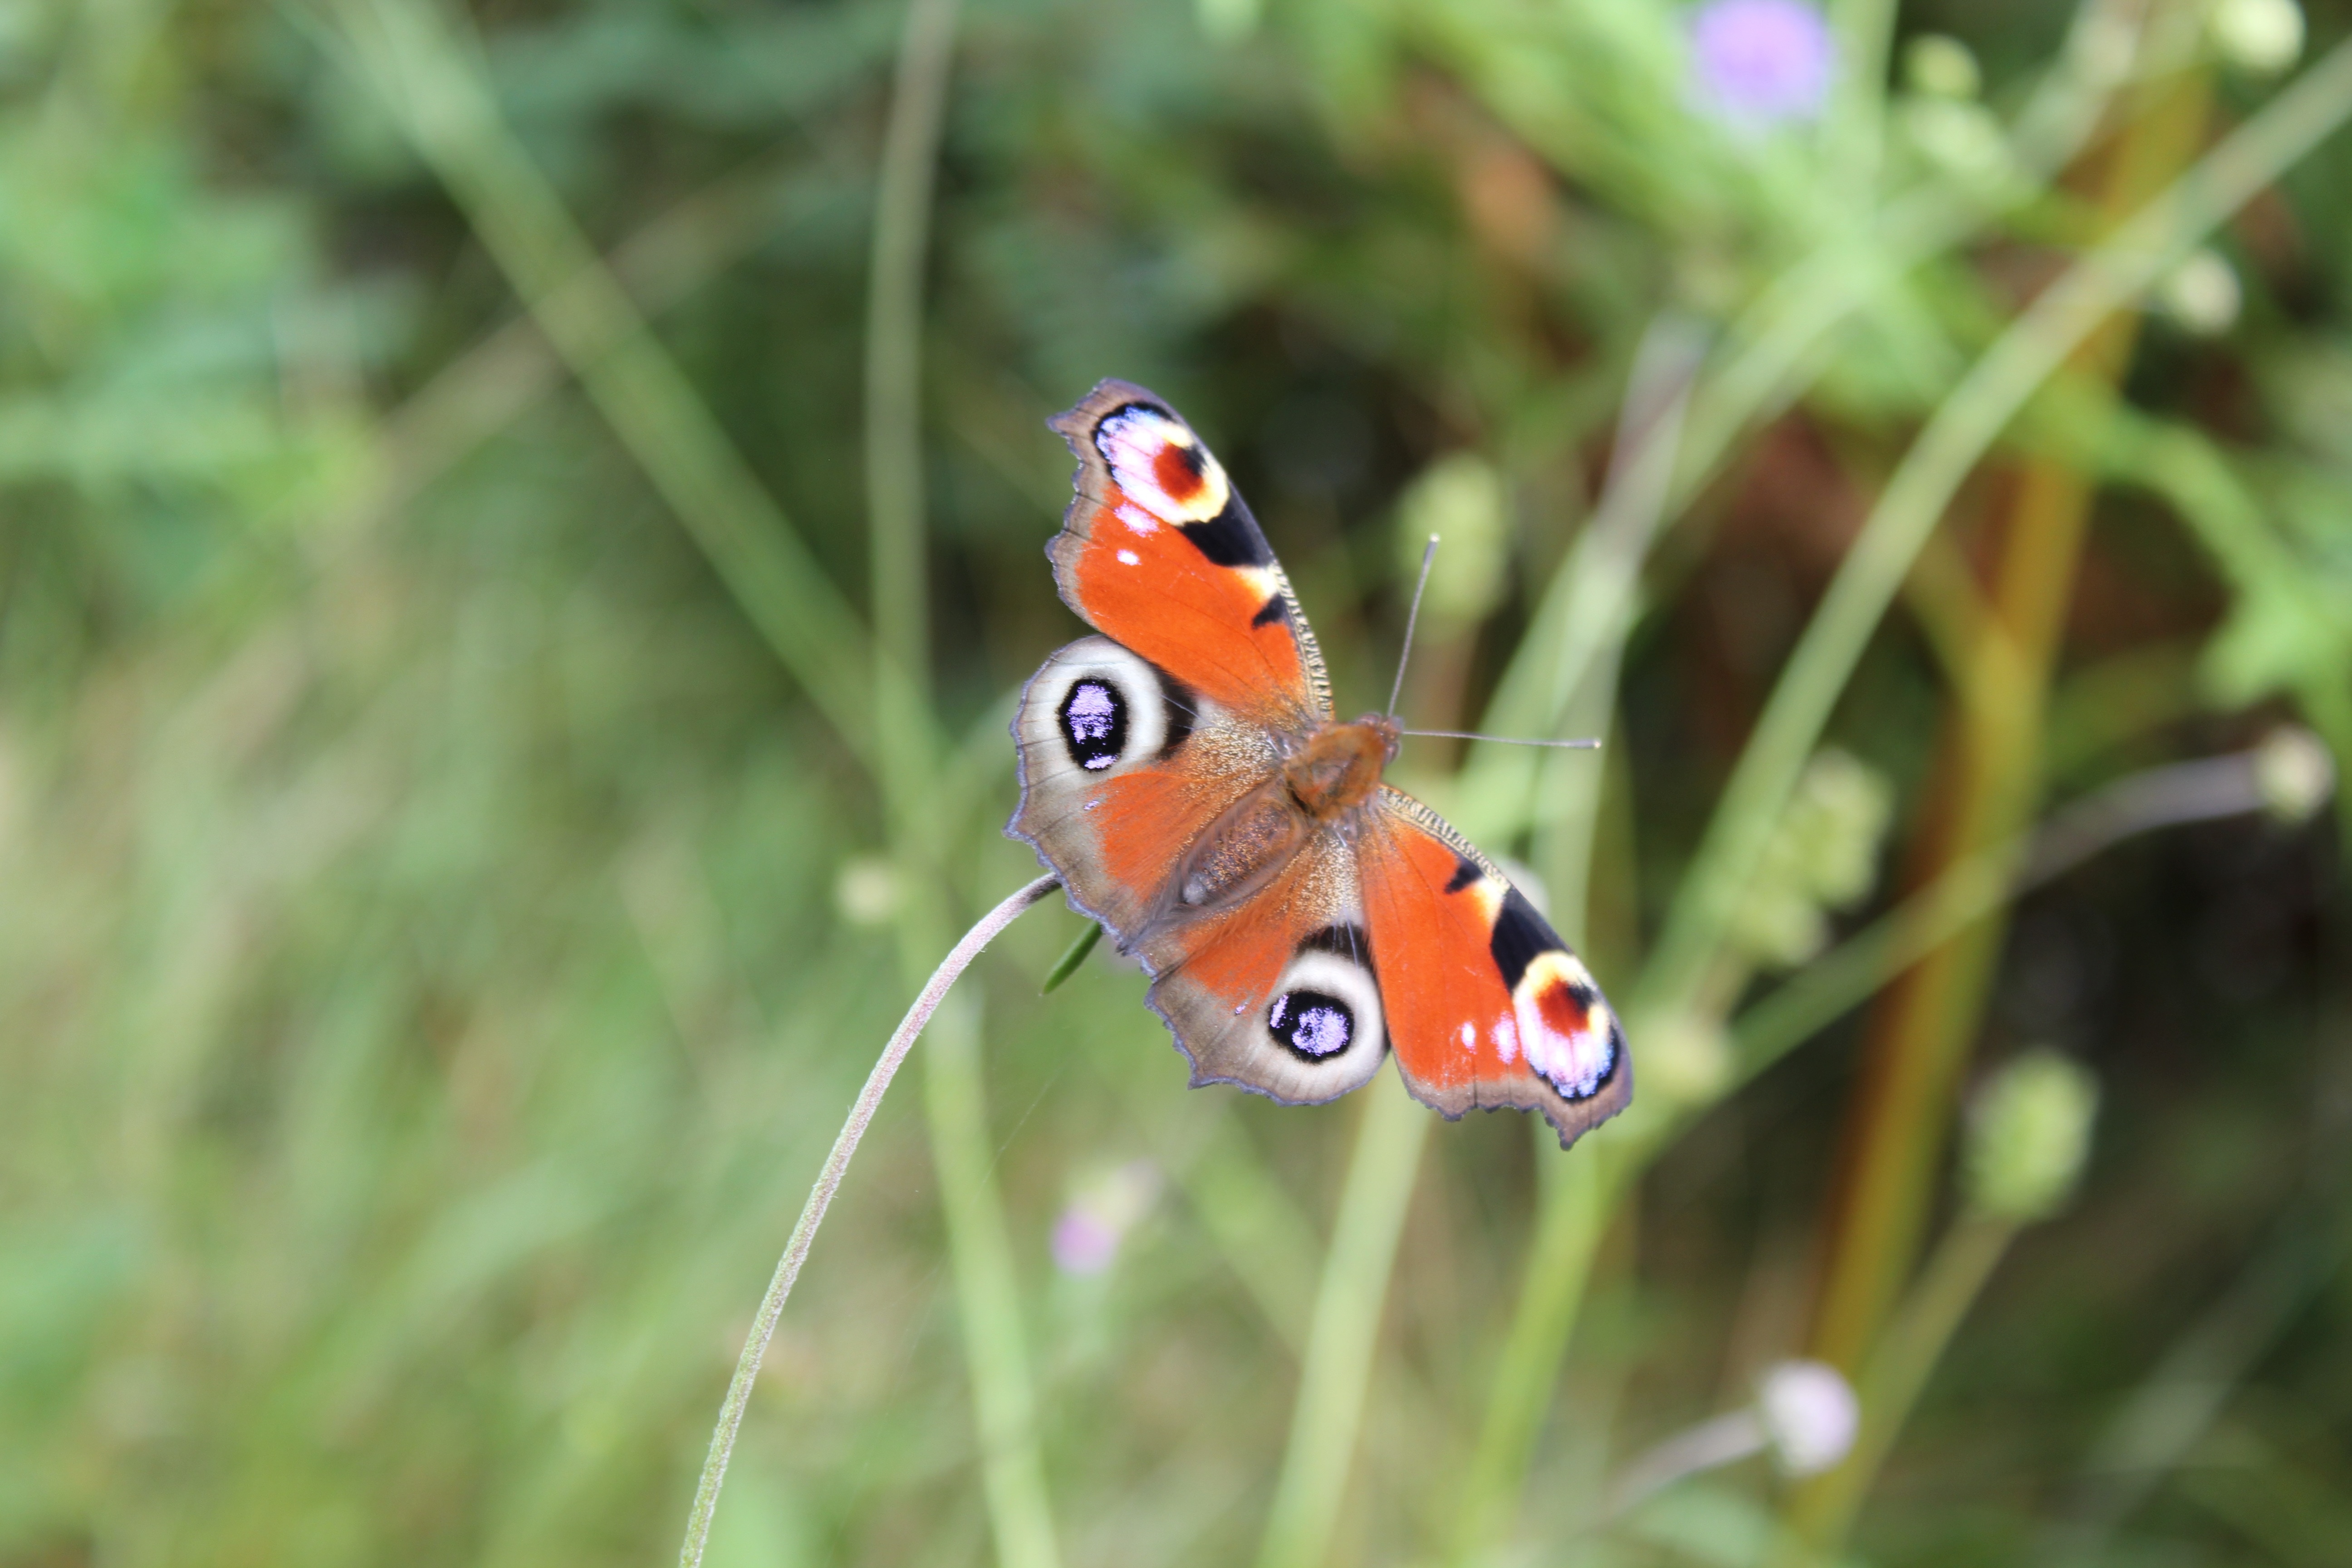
[[1178, 789, 1305, 909]]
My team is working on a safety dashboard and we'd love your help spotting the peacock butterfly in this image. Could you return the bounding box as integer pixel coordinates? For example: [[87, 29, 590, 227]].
[[1009, 381, 1630, 1149]]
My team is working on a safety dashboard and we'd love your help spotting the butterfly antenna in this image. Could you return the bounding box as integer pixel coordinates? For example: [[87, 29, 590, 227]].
[[1400, 730, 1602, 749], [1387, 534, 1440, 719]]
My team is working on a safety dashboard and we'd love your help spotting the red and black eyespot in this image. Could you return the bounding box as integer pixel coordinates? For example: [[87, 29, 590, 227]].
[[1529, 973, 1596, 1041], [1154, 438, 1209, 505], [1090, 400, 1275, 568]]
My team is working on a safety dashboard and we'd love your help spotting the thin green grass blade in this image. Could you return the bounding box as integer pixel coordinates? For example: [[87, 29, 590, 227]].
[[925, 989, 1063, 1568], [1254, 1071, 1431, 1568], [315, 0, 894, 773], [1449, 1146, 1619, 1562], [1039, 921, 1101, 995]]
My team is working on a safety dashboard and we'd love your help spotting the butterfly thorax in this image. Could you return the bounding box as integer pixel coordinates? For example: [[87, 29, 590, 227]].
[[1283, 715, 1401, 822]]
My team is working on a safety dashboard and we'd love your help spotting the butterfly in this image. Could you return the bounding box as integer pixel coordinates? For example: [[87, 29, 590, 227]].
[[1008, 381, 1630, 1149]]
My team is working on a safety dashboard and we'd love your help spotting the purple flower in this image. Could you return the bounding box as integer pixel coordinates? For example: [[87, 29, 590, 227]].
[[1052, 1208, 1121, 1275], [1049, 1159, 1161, 1277], [1689, 0, 1835, 126]]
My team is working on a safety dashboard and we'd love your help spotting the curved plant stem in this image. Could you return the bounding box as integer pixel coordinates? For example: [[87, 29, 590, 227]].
[[856, 0, 1062, 1560], [676, 873, 1060, 1568]]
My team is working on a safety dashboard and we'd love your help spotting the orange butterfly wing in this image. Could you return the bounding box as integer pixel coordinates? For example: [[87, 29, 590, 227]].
[[1139, 828, 1391, 1108], [1045, 381, 1330, 731], [1009, 635, 1281, 941], [1016, 381, 1631, 1149], [1358, 789, 1631, 1149]]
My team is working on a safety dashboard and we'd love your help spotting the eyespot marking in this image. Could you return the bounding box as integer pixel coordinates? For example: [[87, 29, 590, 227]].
[[1155, 438, 1208, 504], [1514, 954, 1620, 1102], [1096, 404, 1228, 526], [1255, 941, 1387, 1084], [1059, 679, 1127, 772], [1269, 990, 1354, 1060]]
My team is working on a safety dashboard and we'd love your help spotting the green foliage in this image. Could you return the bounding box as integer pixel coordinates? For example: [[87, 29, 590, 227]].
[[2, 1, 2349, 1566]]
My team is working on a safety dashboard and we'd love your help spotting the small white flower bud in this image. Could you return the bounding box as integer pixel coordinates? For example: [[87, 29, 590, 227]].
[[2209, 0, 2304, 75], [1756, 1359, 1858, 1477], [2158, 250, 2243, 336], [1964, 1050, 2100, 1221], [833, 856, 901, 927], [2254, 726, 2335, 825]]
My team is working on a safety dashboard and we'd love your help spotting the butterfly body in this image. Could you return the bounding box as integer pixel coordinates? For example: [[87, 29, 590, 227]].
[[1011, 380, 1631, 1149], [1281, 714, 1398, 820]]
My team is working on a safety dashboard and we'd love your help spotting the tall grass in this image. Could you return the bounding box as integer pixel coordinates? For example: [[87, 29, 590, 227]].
[[3, 1, 2350, 1566]]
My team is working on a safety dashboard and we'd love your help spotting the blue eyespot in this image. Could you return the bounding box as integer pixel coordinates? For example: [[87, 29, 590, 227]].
[[1060, 680, 1126, 771], [1269, 990, 1354, 1059]]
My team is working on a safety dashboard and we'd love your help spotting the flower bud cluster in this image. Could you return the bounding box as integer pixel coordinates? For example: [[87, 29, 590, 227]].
[[1731, 749, 1894, 971], [1964, 1049, 2100, 1222]]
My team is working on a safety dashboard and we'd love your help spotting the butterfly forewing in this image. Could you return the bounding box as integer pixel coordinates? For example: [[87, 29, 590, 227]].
[[1044, 381, 1332, 731], [1360, 789, 1630, 1148]]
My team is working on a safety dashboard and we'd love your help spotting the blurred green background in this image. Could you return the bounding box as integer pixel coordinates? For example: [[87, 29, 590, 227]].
[[5, 0, 2351, 1564]]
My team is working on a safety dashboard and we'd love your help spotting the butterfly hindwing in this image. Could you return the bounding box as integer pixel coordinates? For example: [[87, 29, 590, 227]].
[[1358, 788, 1630, 1149], [1009, 635, 1280, 938], [1012, 637, 1388, 1106], [1139, 828, 1389, 1107], [1047, 381, 1332, 731]]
